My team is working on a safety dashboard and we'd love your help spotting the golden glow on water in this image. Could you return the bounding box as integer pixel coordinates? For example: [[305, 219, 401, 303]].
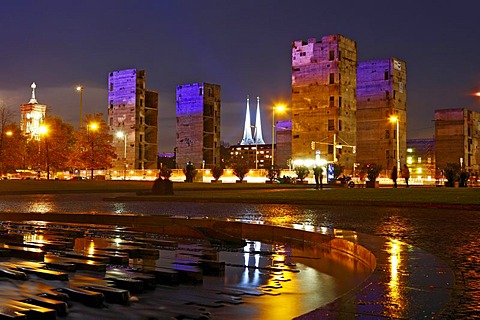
[[386, 239, 405, 317], [88, 239, 95, 256]]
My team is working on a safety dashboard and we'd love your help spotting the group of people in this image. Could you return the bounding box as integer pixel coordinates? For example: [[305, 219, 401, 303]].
[[391, 164, 410, 188]]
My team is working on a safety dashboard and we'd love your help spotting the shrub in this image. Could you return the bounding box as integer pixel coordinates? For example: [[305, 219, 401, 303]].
[[211, 165, 224, 181], [266, 166, 281, 181], [444, 163, 461, 187], [232, 161, 249, 182], [159, 165, 172, 180], [295, 165, 310, 182], [363, 163, 382, 181]]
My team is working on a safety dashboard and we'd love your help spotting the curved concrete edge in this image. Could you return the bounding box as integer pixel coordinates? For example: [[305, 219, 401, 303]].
[[0, 212, 455, 319]]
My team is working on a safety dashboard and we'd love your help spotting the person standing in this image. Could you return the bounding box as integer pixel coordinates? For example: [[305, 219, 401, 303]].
[[313, 166, 324, 189], [402, 164, 410, 187], [391, 166, 398, 188]]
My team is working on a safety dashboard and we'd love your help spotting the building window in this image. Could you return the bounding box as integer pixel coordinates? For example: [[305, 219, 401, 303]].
[[329, 73, 334, 84], [385, 130, 390, 139], [139, 99, 143, 107], [338, 120, 342, 131], [338, 96, 342, 108], [328, 119, 335, 131], [399, 82, 404, 93], [199, 88, 203, 95], [293, 135, 299, 139], [385, 91, 390, 99], [110, 83, 114, 91], [418, 157, 422, 163], [384, 71, 389, 80], [427, 157, 432, 164], [386, 150, 390, 159], [328, 144, 333, 154], [329, 96, 334, 107], [300, 52, 306, 57], [329, 50, 334, 61], [109, 117, 113, 126]]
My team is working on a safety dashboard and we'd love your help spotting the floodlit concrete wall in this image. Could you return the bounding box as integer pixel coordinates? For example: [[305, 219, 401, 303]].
[[276, 119, 292, 169], [357, 59, 407, 172], [435, 108, 480, 172], [108, 69, 158, 171], [176, 83, 221, 169], [291, 34, 357, 171]]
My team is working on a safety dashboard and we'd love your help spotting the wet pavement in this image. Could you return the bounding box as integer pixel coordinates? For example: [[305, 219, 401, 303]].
[[0, 193, 479, 318]]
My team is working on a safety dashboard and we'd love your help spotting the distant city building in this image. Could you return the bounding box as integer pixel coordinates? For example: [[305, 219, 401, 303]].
[[176, 83, 221, 169], [107, 69, 159, 171], [357, 59, 407, 172], [20, 82, 46, 140], [435, 108, 480, 172], [291, 35, 357, 172], [229, 144, 272, 169], [406, 138, 435, 179], [276, 120, 292, 169]]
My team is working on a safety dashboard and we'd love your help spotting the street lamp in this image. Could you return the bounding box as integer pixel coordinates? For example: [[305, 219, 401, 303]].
[[88, 122, 98, 180], [76, 86, 83, 128], [271, 104, 286, 168], [389, 115, 400, 175], [116, 131, 127, 180]]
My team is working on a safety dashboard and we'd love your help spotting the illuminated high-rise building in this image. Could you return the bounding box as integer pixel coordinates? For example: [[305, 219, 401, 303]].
[[356, 59, 407, 172], [176, 83, 221, 169], [20, 82, 47, 141], [291, 35, 357, 170], [107, 69, 158, 171]]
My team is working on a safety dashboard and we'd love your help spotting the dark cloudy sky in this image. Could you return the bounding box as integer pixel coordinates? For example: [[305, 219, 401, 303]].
[[1, 1, 479, 151]]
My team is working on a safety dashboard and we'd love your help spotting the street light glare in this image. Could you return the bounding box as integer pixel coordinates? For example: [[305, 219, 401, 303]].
[[275, 105, 286, 113], [389, 115, 398, 122], [89, 122, 99, 131], [76, 86, 83, 92], [39, 125, 48, 134], [116, 131, 124, 138], [475, 92, 480, 97]]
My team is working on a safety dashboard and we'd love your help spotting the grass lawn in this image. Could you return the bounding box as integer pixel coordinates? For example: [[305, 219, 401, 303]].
[[3, 180, 478, 208]]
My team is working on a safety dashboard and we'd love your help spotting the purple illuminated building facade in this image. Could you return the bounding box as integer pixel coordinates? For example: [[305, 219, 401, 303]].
[[176, 83, 221, 169], [107, 69, 158, 171], [356, 59, 407, 172]]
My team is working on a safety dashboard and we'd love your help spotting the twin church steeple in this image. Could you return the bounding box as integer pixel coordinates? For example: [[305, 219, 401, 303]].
[[240, 96, 265, 145]]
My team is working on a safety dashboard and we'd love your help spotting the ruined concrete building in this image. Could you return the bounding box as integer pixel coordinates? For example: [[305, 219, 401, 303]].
[[357, 59, 407, 172], [176, 83, 221, 169], [107, 69, 159, 171], [291, 35, 357, 171], [435, 108, 480, 172]]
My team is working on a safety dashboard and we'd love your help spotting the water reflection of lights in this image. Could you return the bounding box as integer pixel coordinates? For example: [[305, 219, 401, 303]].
[[88, 239, 95, 256], [386, 239, 405, 316], [26, 200, 55, 213], [241, 241, 261, 287]]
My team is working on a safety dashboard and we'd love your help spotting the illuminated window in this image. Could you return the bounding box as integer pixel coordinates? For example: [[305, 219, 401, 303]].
[[418, 157, 422, 163], [427, 157, 432, 164], [407, 148, 413, 153], [407, 157, 413, 165]]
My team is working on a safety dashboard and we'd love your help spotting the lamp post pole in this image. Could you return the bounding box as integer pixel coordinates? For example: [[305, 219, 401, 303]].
[[271, 109, 275, 168], [76, 86, 83, 128]]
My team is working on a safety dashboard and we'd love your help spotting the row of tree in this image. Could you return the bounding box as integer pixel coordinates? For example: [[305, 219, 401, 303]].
[[0, 107, 116, 177]]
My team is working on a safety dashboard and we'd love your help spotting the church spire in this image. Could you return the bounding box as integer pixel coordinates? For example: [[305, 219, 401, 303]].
[[28, 82, 38, 104], [240, 96, 254, 145], [253, 96, 265, 144]]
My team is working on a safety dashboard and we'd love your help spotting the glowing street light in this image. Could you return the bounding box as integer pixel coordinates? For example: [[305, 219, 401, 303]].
[[389, 115, 400, 175], [271, 104, 286, 168], [76, 86, 83, 128]]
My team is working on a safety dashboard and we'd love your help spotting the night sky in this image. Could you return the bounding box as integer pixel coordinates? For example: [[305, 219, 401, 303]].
[[1, 1, 479, 151]]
